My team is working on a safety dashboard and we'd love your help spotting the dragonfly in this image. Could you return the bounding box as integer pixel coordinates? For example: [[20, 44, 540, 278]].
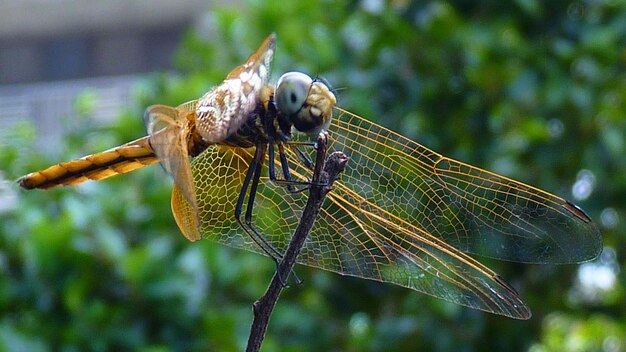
[[18, 34, 602, 319]]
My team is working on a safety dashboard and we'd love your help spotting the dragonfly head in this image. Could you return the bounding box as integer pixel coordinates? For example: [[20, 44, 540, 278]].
[[275, 71, 336, 136]]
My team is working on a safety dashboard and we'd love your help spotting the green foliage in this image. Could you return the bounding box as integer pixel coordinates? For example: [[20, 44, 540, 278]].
[[1, 0, 625, 351]]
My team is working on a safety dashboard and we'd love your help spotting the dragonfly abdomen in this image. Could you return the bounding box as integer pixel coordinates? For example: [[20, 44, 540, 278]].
[[17, 136, 158, 189]]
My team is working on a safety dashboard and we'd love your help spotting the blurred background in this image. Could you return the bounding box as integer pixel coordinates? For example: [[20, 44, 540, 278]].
[[0, 0, 624, 351]]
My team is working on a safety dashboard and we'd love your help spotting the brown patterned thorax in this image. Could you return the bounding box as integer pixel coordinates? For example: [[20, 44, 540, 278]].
[[193, 34, 275, 147], [187, 34, 336, 153], [221, 85, 290, 148]]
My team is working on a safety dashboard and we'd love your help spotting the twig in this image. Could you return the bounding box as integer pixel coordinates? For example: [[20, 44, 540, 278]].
[[245, 131, 349, 352]]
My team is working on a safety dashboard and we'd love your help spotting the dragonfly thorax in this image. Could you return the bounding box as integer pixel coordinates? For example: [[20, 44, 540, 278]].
[[216, 71, 336, 149]]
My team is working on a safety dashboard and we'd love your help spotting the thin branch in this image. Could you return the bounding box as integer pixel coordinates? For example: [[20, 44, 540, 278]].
[[246, 131, 349, 352]]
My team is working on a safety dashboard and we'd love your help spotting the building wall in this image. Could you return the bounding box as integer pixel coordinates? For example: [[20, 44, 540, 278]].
[[0, 0, 224, 152], [0, 0, 214, 84]]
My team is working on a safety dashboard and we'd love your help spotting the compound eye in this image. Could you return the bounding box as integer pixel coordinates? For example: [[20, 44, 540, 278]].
[[275, 72, 313, 116]]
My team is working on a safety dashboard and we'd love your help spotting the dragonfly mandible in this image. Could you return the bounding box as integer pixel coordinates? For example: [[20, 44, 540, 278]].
[[18, 34, 602, 319]]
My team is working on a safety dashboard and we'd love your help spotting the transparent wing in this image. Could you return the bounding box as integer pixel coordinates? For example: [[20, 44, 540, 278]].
[[176, 146, 562, 318], [146, 103, 201, 240], [172, 145, 253, 243], [171, 106, 601, 318], [326, 107, 601, 264]]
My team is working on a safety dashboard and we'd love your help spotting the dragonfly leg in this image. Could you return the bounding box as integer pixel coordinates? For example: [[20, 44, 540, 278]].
[[235, 144, 300, 287], [235, 145, 283, 262], [245, 146, 305, 287], [293, 143, 315, 170], [269, 142, 326, 194], [268, 143, 300, 193], [268, 142, 295, 193]]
